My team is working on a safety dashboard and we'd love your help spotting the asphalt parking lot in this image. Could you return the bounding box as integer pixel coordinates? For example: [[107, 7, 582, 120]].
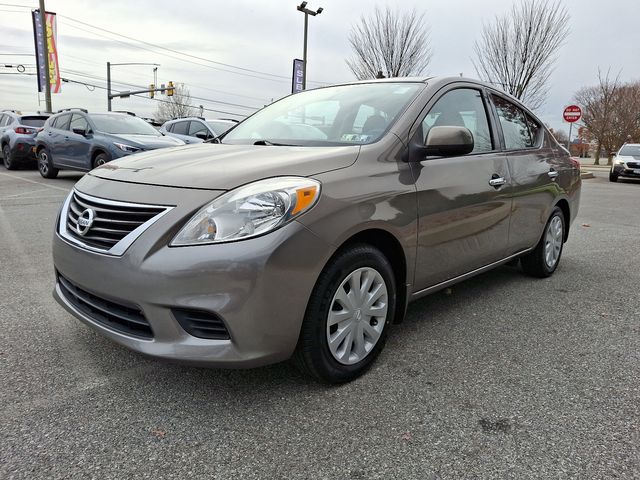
[[1, 168, 638, 479]]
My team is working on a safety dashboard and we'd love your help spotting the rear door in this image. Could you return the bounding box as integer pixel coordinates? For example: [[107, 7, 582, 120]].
[[50, 114, 71, 164], [411, 86, 512, 290], [489, 94, 559, 254]]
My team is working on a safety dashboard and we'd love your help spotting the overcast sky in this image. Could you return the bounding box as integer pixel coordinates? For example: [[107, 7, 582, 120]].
[[1, 0, 639, 133]]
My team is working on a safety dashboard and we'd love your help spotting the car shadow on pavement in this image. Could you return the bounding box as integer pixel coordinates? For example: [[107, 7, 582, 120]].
[[67, 263, 529, 397]]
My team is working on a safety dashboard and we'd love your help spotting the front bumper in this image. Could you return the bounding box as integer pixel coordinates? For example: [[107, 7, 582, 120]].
[[612, 164, 640, 179], [52, 179, 333, 368]]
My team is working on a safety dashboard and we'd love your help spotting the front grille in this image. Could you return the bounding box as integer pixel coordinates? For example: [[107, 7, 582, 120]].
[[173, 308, 230, 340], [626, 161, 640, 168], [64, 191, 168, 253], [58, 273, 153, 339]]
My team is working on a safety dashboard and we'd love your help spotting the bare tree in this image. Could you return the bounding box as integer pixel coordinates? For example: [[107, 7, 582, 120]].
[[154, 84, 196, 122], [346, 6, 432, 80], [473, 0, 570, 110], [575, 70, 620, 165]]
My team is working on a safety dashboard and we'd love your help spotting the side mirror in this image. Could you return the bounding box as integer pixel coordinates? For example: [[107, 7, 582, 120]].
[[423, 126, 474, 157], [72, 128, 88, 136], [195, 132, 208, 140]]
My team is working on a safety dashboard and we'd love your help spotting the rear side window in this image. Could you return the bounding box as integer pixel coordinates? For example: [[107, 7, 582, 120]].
[[422, 88, 493, 153], [172, 121, 189, 135], [0, 115, 7, 126], [53, 114, 71, 130], [492, 95, 534, 150], [2, 115, 15, 126], [19, 116, 48, 127]]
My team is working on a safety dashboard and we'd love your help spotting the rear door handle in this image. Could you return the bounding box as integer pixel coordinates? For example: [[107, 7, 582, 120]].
[[489, 176, 506, 187], [548, 169, 559, 179]]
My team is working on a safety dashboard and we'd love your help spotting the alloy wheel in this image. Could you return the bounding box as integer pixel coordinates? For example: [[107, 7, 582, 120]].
[[326, 267, 388, 365], [38, 151, 49, 176]]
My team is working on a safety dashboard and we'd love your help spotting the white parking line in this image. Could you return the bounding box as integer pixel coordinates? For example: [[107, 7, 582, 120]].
[[0, 171, 70, 192]]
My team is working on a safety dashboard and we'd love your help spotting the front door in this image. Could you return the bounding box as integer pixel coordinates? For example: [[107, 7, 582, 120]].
[[66, 113, 93, 169], [411, 86, 512, 290]]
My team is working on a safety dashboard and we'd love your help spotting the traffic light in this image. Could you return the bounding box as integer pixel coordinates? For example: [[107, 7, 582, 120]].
[[167, 81, 175, 97], [149, 84, 154, 99]]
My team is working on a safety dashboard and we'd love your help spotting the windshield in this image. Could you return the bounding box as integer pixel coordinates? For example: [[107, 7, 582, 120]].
[[90, 114, 161, 135], [206, 121, 234, 136], [619, 145, 640, 156], [222, 82, 423, 146]]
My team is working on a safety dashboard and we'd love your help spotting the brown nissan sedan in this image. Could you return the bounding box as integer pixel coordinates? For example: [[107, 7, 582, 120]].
[[52, 77, 581, 383]]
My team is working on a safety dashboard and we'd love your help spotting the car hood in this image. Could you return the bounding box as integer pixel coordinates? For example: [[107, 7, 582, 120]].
[[90, 143, 360, 190], [109, 134, 184, 149]]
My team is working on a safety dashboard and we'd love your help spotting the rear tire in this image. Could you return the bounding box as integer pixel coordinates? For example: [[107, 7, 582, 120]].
[[609, 169, 618, 182], [521, 207, 565, 278], [37, 148, 59, 179], [293, 244, 396, 383], [2, 144, 17, 170]]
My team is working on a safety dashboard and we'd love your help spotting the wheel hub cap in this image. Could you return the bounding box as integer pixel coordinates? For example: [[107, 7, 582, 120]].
[[326, 267, 388, 365], [544, 215, 563, 268]]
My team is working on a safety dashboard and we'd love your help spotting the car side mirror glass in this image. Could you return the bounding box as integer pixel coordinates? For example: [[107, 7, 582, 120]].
[[195, 132, 208, 140], [72, 128, 88, 136], [423, 126, 474, 157]]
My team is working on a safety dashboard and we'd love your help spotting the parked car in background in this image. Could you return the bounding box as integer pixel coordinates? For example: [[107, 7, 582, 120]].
[[52, 77, 581, 383], [0, 110, 49, 169], [35, 109, 184, 179], [160, 117, 237, 144], [610, 143, 640, 182]]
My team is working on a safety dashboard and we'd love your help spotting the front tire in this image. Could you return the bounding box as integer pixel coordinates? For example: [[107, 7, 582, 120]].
[[609, 169, 618, 182], [293, 244, 396, 383], [37, 148, 58, 179], [2, 144, 17, 170], [521, 207, 565, 278], [93, 152, 110, 168]]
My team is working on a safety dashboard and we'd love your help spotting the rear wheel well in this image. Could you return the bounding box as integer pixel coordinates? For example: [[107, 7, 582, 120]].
[[338, 229, 408, 324], [555, 199, 570, 242]]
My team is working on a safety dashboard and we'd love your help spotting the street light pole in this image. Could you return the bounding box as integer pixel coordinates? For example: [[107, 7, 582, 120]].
[[296, 2, 323, 91]]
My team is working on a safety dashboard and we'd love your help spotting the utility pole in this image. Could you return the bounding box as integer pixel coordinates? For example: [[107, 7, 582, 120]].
[[107, 61, 111, 111], [296, 2, 323, 91], [38, 0, 52, 112]]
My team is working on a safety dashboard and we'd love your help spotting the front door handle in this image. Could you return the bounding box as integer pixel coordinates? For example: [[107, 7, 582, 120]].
[[489, 176, 506, 187], [548, 168, 559, 179]]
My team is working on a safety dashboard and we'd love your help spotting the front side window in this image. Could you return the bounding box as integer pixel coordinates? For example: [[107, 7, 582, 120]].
[[188, 121, 208, 137], [223, 82, 423, 146], [70, 114, 89, 132], [492, 95, 534, 150], [421, 88, 493, 153]]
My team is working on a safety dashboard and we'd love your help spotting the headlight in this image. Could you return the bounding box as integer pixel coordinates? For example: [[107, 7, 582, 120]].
[[171, 177, 321, 246], [614, 157, 626, 165], [114, 142, 141, 153]]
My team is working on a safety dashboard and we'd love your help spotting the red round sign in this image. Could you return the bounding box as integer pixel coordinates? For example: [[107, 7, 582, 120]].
[[563, 105, 582, 123]]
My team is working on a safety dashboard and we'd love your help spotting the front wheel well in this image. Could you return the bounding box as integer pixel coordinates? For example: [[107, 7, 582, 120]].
[[555, 199, 570, 242], [336, 228, 408, 324]]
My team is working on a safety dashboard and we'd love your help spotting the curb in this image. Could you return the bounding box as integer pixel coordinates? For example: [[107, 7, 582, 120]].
[[580, 171, 595, 179]]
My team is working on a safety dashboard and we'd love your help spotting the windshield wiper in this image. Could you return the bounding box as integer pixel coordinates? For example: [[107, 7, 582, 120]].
[[253, 140, 298, 146]]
